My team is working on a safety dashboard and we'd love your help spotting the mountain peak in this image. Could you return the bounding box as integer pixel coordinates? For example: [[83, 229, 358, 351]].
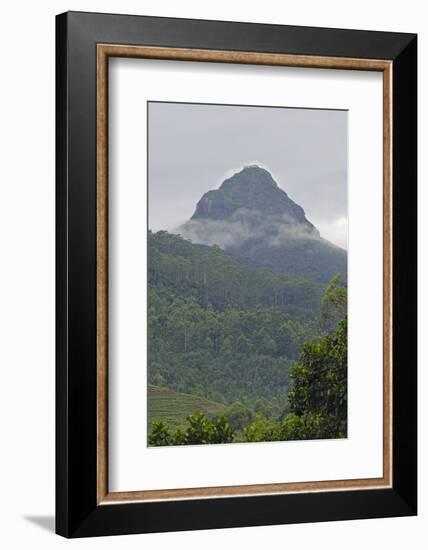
[[220, 165, 277, 192], [178, 166, 346, 282], [234, 164, 276, 181], [190, 166, 314, 231]]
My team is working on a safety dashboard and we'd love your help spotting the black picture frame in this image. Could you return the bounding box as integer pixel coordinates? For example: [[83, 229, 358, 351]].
[[56, 11, 417, 538]]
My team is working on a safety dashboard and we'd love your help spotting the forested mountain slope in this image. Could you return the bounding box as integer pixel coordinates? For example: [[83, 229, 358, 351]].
[[149, 230, 325, 317], [148, 230, 322, 407]]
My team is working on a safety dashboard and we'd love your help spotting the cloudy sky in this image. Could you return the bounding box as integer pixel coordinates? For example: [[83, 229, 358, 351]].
[[148, 102, 348, 249]]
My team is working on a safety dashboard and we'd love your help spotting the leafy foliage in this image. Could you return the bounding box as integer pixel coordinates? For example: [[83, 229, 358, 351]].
[[148, 411, 235, 446], [288, 316, 348, 438]]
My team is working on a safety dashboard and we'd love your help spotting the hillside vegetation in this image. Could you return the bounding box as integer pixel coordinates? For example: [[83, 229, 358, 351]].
[[148, 385, 226, 430], [148, 231, 322, 407]]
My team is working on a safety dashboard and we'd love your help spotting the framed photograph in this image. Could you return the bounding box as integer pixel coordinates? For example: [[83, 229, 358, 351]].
[[56, 11, 417, 538]]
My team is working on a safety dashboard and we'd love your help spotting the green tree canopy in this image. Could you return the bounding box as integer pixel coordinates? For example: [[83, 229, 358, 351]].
[[148, 411, 235, 446]]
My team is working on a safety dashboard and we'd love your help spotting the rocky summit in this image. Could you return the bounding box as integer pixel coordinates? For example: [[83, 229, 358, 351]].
[[179, 165, 346, 283]]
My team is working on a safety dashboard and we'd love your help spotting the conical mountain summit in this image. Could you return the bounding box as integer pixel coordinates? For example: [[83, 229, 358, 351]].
[[179, 165, 346, 283]]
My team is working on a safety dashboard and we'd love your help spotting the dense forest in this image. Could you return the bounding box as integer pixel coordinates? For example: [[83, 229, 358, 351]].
[[149, 315, 347, 446], [149, 229, 326, 315], [148, 231, 323, 405], [148, 230, 347, 445]]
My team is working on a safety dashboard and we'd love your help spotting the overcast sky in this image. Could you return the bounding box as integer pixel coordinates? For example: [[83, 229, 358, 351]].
[[148, 102, 348, 249]]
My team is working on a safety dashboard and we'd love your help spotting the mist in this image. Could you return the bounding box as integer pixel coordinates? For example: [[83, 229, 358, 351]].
[[178, 208, 324, 251]]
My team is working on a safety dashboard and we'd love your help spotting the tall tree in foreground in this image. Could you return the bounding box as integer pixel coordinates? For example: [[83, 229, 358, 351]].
[[288, 316, 347, 439], [288, 273, 347, 439]]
